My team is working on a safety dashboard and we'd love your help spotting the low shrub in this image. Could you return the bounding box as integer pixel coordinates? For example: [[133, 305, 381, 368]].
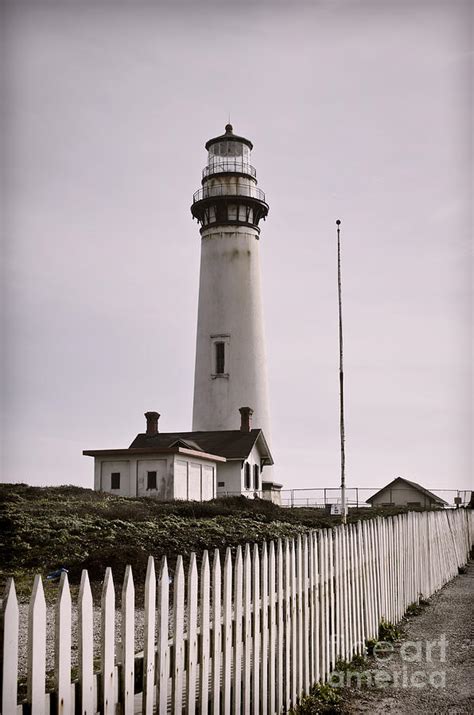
[[290, 683, 343, 714], [378, 618, 402, 642]]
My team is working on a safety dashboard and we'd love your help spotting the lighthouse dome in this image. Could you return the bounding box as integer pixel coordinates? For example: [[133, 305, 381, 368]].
[[205, 123, 253, 152]]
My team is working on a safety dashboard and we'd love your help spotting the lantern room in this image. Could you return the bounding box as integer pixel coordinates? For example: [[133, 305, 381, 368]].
[[191, 124, 268, 231]]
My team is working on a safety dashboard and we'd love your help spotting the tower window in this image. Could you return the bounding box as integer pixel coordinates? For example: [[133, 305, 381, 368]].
[[111, 472, 120, 490], [215, 342, 225, 374], [211, 334, 230, 378], [244, 462, 251, 490], [147, 471, 157, 490], [254, 464, 260, 491]]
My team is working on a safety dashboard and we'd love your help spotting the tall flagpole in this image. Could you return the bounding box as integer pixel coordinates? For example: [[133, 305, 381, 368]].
[[336, 219, 347, 524]]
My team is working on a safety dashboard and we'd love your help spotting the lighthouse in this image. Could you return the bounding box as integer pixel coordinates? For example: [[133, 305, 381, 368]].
[[191, 124, 272, 453], [84, 124, 279, 502]]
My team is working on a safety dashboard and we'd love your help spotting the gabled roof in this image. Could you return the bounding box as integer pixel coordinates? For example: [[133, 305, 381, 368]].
[[128, 429, 274, 465], [366, 477, 448, 506]]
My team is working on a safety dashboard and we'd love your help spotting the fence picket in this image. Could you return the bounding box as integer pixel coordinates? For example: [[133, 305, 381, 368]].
[[232, 546, 243, 715], [172, 556, 185, 714], [1, 578, 19, 715], [212, 550, 222, 715], [187, 553, 199, 715], [276, 539, 284, 715], [342, 526, 350, 661], [243, 544, 252, 715], [302, 534, 310, 694], [157, 557, 169, 715], [100, 567, 115, 715], [268, 541, 276, 715], [349, 525, 357, 658], [260, 542, 269, 715], [222, 549, 233, 715], [333, 528, 341, 662], [55, 571, 72, 715], [27, 575, 46, 715], [78, 570, 94, 715], [289, 539, 297, 708], [200, 551, 211, 715], [318, 531, 326, 681], [121, 565, 135, 715], [308, 533, 315, 685], [312, 532, 320, 684], [296, 535, 303, 696], [283, 539, 291, 711], [252, 544, 260, 715], [351, 525, 361, 655], [142, 556, 156, 715]]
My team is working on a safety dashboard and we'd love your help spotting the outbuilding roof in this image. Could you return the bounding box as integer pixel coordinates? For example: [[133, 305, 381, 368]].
[[366, 477, 448, 506]]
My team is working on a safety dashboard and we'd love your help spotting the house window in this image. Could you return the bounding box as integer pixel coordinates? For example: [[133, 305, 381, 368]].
[[244, 462, 251, 490], [218, 481, 225, 488], [254, 464, 260, 490], [111, 472, 120, 490], [215, 342, 225, 374], [147, 471, 157, 490], [407, 501, 421, 507]]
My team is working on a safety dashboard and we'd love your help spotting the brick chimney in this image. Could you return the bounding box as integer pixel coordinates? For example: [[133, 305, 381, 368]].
[[145, 411, 160, 435], [239, 406, 253, 433]]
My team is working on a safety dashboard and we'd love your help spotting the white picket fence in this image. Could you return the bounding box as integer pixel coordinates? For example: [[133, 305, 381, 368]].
[[1, 509, 473, 714]]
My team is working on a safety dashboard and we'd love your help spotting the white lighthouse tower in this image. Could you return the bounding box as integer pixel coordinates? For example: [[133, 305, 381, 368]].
[[191, 124, 272, 449]]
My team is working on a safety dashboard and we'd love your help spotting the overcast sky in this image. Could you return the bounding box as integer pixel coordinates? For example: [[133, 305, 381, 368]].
[[1, 0, 471, 497]]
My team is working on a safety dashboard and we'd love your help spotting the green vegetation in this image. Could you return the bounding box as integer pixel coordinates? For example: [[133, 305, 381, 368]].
[[378, 617, 403, 642], [0, 483, 439, 595], [0, 483, 338, 590], [332, 654, 369, 674], [290, 683, 343, 714], [327, 653, 374, 692], [366, 618, 403, 655], [405, 599, 429, 618]]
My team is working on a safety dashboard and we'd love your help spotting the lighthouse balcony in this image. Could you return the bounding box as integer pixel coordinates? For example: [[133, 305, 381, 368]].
[[202, 160, 257, 180], [192, 184, 266, 204]]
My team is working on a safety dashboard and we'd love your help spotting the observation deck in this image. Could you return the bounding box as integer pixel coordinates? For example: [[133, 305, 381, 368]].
[[193, 184, 266, 204]]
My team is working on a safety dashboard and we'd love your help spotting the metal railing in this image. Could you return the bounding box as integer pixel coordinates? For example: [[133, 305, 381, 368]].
[[203, 160, 257, 179], [193, 184, 266, 204], [276, 487, 472, 509], [214, 487, 472, 509]]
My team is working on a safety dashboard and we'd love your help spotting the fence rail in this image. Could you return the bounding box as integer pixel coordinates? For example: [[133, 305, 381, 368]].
[[1, 509, 473, 714]]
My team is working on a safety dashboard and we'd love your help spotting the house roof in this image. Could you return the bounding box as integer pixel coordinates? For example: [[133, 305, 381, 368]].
[[366, 477, 448, 506], [128, 428, 274, 465], [82, 445, 227, 463]]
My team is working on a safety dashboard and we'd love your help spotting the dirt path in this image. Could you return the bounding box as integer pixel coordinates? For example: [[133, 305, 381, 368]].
[[342, 562, 474, 714]]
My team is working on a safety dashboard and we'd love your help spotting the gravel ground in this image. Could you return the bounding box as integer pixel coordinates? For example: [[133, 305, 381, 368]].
[[16, 604, 146, 680], [342, 562, 474, 714]]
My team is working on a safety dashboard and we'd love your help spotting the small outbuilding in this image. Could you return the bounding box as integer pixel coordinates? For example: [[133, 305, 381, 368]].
[[366, 477, 447, 509], [83, 407, 274, 501]]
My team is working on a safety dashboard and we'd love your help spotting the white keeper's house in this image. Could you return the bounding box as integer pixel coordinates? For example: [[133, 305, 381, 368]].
[[84, 408, 280, 502]]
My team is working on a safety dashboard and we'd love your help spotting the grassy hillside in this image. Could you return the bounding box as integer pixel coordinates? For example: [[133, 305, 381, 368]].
[[0, 484, 337, 589], [0, 484, 434, 594]]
